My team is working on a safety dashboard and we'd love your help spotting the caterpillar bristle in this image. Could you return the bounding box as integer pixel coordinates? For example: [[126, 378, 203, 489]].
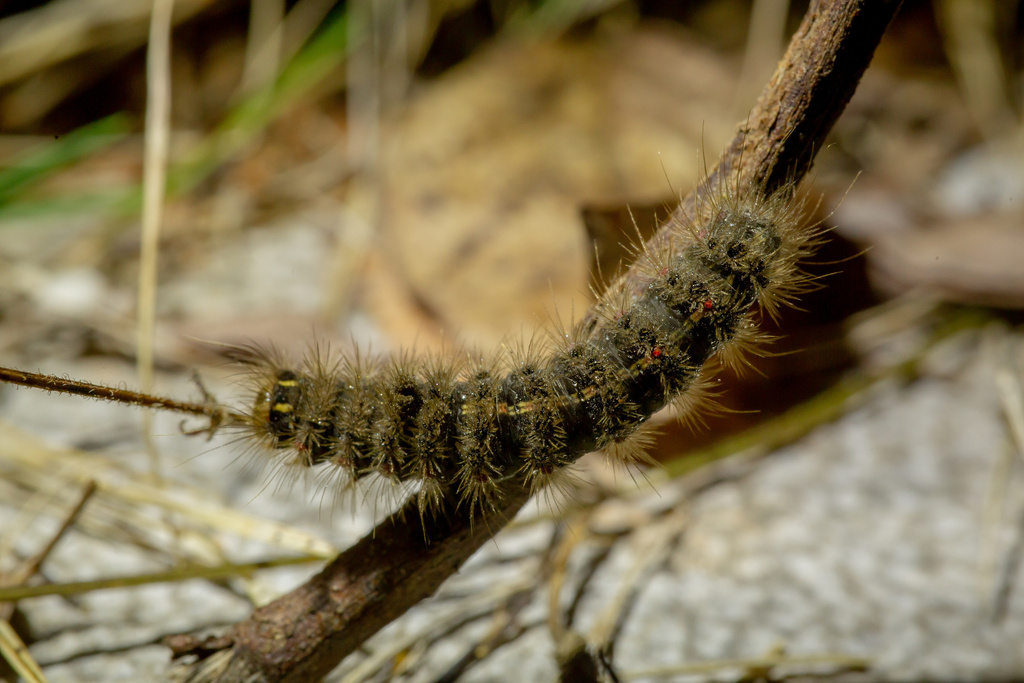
[[714, 318, 775, 376], [603, 424, 660, 469], [666, 368, 727, 433], [531, 457, 586, 517]]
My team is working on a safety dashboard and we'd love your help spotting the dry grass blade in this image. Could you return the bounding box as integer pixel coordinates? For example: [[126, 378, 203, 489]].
[[0, 423, 337, 558], [0, 619, 48, 683], [0, 0, 215, 87], [137, 0, 176, 477], [0, 556, 325, 602], [621, 649, 870, 681]]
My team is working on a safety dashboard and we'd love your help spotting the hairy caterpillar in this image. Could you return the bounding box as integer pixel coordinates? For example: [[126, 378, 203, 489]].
[[224, 177, 815, 518]]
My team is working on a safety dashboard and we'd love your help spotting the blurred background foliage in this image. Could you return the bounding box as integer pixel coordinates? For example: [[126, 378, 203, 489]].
[[3, 2, 1024, 679]]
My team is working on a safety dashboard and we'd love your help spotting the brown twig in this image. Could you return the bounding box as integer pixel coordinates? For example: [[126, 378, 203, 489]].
[[0, 367, 229, 423], [1, 480, 98, 621], [0, 480, 96, 682], [168, 1, 903, 681]]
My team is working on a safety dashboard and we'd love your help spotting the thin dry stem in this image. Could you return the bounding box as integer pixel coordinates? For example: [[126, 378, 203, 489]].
[[138, 0, 175, 477]]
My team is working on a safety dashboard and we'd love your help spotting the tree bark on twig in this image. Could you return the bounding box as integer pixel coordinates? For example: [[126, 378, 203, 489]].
[[168, 1, 904, 681]]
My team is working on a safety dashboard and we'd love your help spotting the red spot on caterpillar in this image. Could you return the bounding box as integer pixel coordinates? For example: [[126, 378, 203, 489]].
[[651, 347, 663, 358], [704, 299, 714, 311]]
